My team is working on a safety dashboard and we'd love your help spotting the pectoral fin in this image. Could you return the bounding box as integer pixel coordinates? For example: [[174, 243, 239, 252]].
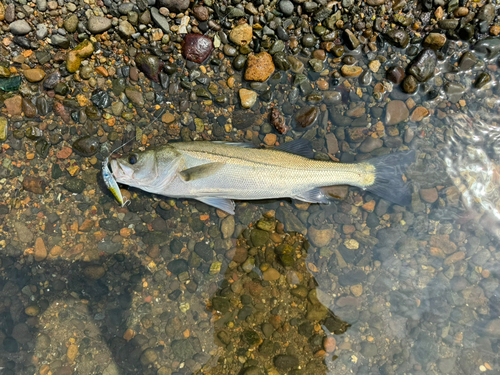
[[196, 197, 235, 215], [179, 162, 225, 181]]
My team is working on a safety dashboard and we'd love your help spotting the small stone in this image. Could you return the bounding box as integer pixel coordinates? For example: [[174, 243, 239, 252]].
[[402, 75, 418, 93], [420, 188, 438, 203], [9, 20, 32, 36], [23, 68, 46, 83], [386, 29, 409, 48], [324, 337, 336, 353], [135, 53, 164, 82], [295, 105, 319, 129], [263, 267, 280, 281], [385, 100, 409, 126], [230, 23, 253, 46], [350, 284, 363, 297], [0, 117, 7, 141], [308, 226, 333, 247], [167, 259, 188, 275], [245, 52, 275, 82], [67, 40, 95, 73], [490, 25, 500, 36], [410, 106, 429, 122], [193, 5, 209, 21], [25, 305, 40, 317], [274, 355, 299, 370], [239, 89, 257, 109], [67, 344, 78, 362], [125, 88, 144, 106], [15, 222, 33, 243], [0, 66, 10, 78], [263, 133, 277, 146], [23, 177, 45, 194], [158, 0, 189, 12], [386, 66, 405, 84], [368, 60, 381, 73], [367, 0, 385, 5], [87, 16, 112, 34], [341, 65, 363, 77], [73, 136, 99, 156], [118, 20, 135, 38], [343, 29, 360, 50], [84, 265, 105, 279], [151, 7, 170, 33], [63, 14, 79, 33], [4, 95, 23, 116], [423, 33, 447, 49], [359, 137, 383, 153]]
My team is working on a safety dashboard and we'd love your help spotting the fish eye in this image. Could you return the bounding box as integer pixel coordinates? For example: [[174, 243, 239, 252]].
[[128, 154, 138, 165]]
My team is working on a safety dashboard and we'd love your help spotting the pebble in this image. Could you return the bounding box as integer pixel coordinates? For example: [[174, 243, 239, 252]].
[[230, 23, 253, 46], [385, 100, 409, 126], [67, 40, 95, 73], [72, 136, 99, 156], [239, 89, 258, 109], [14, 222, 33, 243], [359, 137, 383, 153], [423, 33, 447, 49], [244, 52, 275, 82], [118, 20, 136, 38], [151, 7, 170, 33], [408, 49, 437, 82], [159, 0, 190, 12], [87, 16, 112, 34], [23, 68, 45, 83], [308, 226, 333, 247], [386, 66, 405, 84], [295, 105, 319, 129], [4, 95, 23, 116], [410, 106, 429, 122], [368, 60, 381, 73], [402, 75, 418, 93], [263, 267, 280, 281], [9, 20, 32, 36], [420, 187, 438, 203], [274, 355, 299, 370], [125, 87, 144, 106], [0, 116, 7, 141], [341, 65, 363, 77]]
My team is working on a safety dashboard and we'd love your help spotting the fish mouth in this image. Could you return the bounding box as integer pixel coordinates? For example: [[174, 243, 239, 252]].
[[110, 159, 132, 183]]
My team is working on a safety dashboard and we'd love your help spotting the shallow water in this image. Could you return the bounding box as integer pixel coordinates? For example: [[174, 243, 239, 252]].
[[2, 5, 500, 375]]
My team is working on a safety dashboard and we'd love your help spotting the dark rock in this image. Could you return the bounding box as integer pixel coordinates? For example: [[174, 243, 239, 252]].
[[385, 29, 410, 48], [90, 90, 111, 109], [167, 259, 188, 275], [274, 355, 299, 370], [408, 49, 437, 82], [459, 51, 478, 70], [182, 34, 213, 64], [343, 29, 360, 50], [135, 53, 164, 82], [170, 339, 196, 361], [158, 0, 190, 12], [474, 37, 500, 59], [295, 106, 319, 129], [386, 66, 405, 84], [475, 72, 491, 89], [194, 241, 213, 261], [72, 136, 99, 156], [63, 179, 86, 194]]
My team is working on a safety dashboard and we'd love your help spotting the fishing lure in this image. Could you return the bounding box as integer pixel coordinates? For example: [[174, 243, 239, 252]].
[[102, 107, 167, 205]]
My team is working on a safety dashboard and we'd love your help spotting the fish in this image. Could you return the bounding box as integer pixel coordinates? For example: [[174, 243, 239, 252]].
[[110, 139, 415, 215]]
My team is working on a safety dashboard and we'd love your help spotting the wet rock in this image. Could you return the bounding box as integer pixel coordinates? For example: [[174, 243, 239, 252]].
[[263, 268, 280, 281], [182, 34, 213, 64], [367, 0, 385, 5], [9, 20, 32, 36], [341, 65, 363, 77], [438, 19, 459, 30], [343, 29, 360, 50], [44, 70, 61, 89], [359, 137, 383, 153], [0, 66, 10, 78], [420, 188, 438, 203], [444, 82, 465, 102], [0, 117, 7, 141], [423, 33, 447, 49], [386, 66, 405, 84], [386, 29, 410, 48], [63, 179, 86, 193], [459, 51, 478, 70], [270, 108, 288, 134], [24, 68, 46, 83], [410, 106, 429, 122], [151, 7, 170, 32], [230, 23, 253, 46], [408, 49, 437, 82], [15, 222, 33, 243], [72, 136, 99, 156], [402, 75, 418, 93], [385, 100, 409, 126], [475, 72, 491, 89], [274, 355, 299, 370], [50, 35, 70, 49], [167, 259, 188, 275], [308, 226, 333, 247], [23, 177, 45, 194], [4, 95, 22, 116], [64, 14, 79, 33], [245, 52, 275, 82], [159, 0, 189, 12], [171, 339, 196, 361], [477, 4, 496, 25], [212, 296, 230, 313], [279, 0, 294, 15], [87, 16, 112, 34], [295, 106, 319, 129], [339, 269, 367, 286], [125, 88, 144, 106], [67, 40, 95, 73], [135, 54, 164, 82], [239, 89, 258, 109], [193, 5, 209, 21], [23, 98, 37, 118], [91, 90, 111, 109], [84, 265, 105, 279], [118, 20, 135, 38]]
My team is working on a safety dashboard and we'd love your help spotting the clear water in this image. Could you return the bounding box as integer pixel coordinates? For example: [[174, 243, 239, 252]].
[[2, 40, 500, 375]]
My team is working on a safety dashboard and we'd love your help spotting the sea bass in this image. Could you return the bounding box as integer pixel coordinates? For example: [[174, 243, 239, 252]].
[[110, 140, 414, 215]]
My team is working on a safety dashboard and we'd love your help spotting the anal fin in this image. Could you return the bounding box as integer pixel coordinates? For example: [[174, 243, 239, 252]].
[[293, 187, 331, 204], [196, 197, 235, 215]]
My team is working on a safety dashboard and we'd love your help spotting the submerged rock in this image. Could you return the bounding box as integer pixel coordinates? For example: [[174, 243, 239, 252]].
[[182, 34, 213, 64], [135, 53, 164, 82], [408, 49, 437, 82]]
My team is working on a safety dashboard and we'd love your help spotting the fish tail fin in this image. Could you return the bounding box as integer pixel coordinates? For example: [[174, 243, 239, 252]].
[[364, 150, 415, 206]]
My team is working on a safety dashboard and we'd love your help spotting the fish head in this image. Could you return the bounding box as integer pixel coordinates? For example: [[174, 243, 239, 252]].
[[111, 149, 158, 188]]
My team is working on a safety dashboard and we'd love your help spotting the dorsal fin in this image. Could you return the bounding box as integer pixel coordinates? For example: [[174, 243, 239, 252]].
[[274, 139, 314, 159]]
